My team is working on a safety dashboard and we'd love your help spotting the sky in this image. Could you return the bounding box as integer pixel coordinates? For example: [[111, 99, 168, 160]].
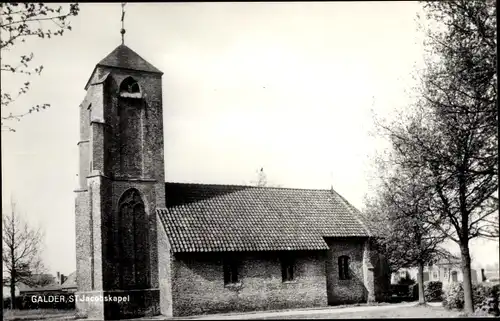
[[2, 2, 498, 276]]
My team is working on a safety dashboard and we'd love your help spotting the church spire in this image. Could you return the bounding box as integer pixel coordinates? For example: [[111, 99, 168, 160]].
[[120, 3, 126, 45]]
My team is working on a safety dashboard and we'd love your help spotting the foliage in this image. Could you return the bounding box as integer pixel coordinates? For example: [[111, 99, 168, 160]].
[[472, 283, 500, 316], [409, 283, 419, 300], [27, 273, 55, 287], [424, 281, 443, 302], [371, 0, 497, 314], [2, 198, 45, 309], [363, 164, 446, 307], [443, 282, 464, 310], [390, 284, 411, 298], [443, 282, 500, 316], [0, 3, 79, 132], [363, 167, 446, 274], [397, 272, 416, 286]]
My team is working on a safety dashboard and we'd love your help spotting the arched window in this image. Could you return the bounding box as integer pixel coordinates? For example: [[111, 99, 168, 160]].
[[338, 255, 350, 280], [119, 76, 142, 98], [117, 189, 150, 289]]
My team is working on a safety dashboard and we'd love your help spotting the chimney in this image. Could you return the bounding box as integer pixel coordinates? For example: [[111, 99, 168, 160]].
[[481, 268, 487, 282], [61, 274, 66, 284], [56, 272, 60, 284]]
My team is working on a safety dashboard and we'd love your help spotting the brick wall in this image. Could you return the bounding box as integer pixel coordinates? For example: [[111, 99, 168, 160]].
[[75, 63, 165, 319], [171, 251, 328, 316], [325, 237, 368, 305]]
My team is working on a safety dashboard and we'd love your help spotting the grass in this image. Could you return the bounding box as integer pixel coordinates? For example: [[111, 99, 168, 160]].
[[2, 309, 76, 321]]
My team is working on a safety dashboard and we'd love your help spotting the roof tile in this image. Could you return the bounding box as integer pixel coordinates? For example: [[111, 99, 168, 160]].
[[158, 183, 370, 253]]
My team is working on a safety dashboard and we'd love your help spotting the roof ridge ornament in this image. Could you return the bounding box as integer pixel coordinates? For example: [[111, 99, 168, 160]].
[[121, 3, 126, 45]]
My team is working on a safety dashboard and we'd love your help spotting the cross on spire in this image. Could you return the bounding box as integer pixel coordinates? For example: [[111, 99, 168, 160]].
[[120, 3, 126, 45]]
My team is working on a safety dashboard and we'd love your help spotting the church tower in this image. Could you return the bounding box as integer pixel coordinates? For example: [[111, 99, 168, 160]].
[[74, 44, 166, 319]]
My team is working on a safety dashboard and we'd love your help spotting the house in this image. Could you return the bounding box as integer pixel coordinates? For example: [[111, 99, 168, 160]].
[[61, 272, 77, 293], [19, 284, 63, 296], [73, 42, 390, 320], [392, 252, 478, 287], [3, 272, 64, 299]]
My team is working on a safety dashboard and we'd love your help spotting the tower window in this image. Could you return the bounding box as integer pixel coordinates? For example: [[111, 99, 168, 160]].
[[88, 103, 92, 125], [119, 76, 142, 98], [338, 255, 350, 280]]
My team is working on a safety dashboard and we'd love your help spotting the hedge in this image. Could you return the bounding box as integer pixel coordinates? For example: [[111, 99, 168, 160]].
[[424, 281, 443, 302], [3, 293, 76, 310], [443, 282, 500, 316]]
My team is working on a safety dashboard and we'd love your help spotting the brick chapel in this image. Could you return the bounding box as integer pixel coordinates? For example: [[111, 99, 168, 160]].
[[74, 43, 391, 319]]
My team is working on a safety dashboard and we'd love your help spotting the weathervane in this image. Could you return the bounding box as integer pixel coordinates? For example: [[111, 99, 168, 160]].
[[121, 3, 126, 45]]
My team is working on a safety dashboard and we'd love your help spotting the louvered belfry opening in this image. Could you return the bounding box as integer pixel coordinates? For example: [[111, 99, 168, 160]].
[[118, 77, 144, 178], [117, 188, 150, 289]]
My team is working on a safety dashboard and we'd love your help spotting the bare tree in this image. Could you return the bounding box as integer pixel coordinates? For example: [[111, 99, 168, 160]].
[[364, 165, 447, 305], [371, 0, 497, 313], [249, 167, 283, 187], [2, 198, 45, 309], [0, 3, 79, 132], [253, 168, 268, 187]]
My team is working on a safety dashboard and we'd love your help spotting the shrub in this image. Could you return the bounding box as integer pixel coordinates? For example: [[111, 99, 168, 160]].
[[424, 281, 443, 302], [473, 283, 500, 316], [390, 284, 410, 297], [443, 282, 464, 310], [443, 282, 500, 316]]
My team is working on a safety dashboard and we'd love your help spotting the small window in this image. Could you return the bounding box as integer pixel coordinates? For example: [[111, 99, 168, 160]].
[[433, 271, 438, 279], [281, 256, 295, 282], [338, 255, 350, 280], [88, 104, 92, 125], [223, 259, 238, 285]]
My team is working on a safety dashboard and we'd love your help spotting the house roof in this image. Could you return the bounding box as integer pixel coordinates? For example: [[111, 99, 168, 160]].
[[84, 44, 162, 89], [61, 271, 76, 289], [158, 183, 370, 253]]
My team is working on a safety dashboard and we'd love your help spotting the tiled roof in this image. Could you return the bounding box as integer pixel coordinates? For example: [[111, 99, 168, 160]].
[[84, 44, 162, 90], [61, 271, 76, 289], [158, 183, 370, 253], [97, 44, 162, 74]]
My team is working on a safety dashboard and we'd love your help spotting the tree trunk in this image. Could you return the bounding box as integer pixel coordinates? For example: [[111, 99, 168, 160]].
[[460, 243, 474, 314], [10, 270, 16, 309], [417, 261, 426, 305]]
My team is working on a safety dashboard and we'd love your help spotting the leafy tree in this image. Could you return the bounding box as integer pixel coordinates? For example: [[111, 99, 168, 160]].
[[1, 3, 79, 132], [2, 198, 45, 309], [373, 0, 497, 313]]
